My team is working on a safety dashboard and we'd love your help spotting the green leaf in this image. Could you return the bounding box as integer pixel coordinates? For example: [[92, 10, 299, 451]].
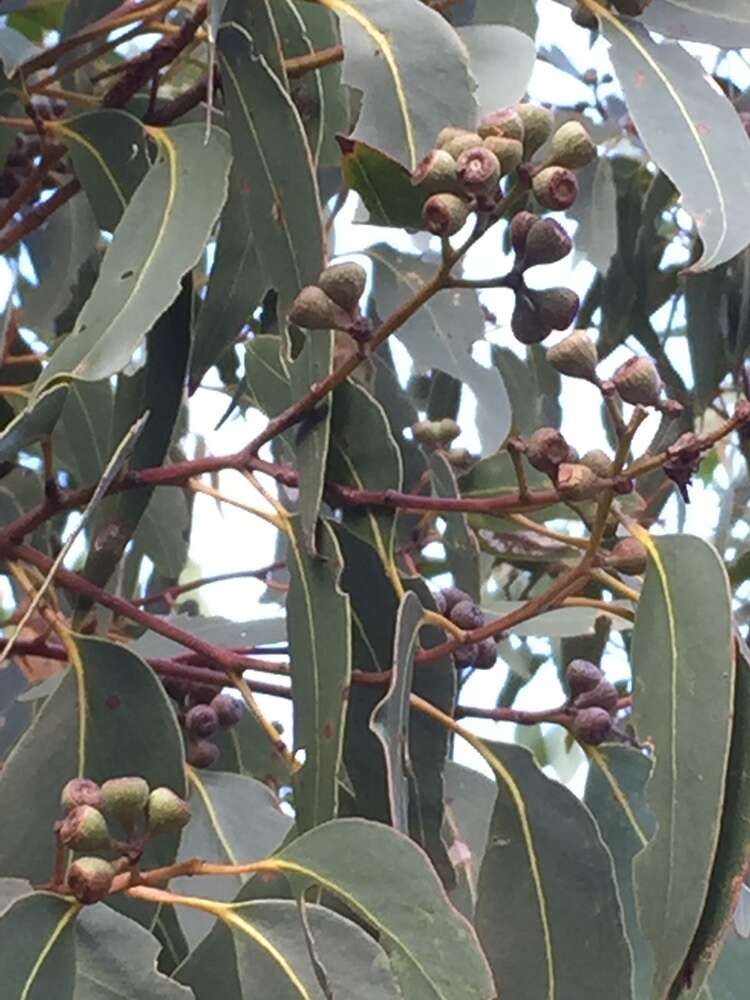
[[685, 265, 730, 410], [289, 332, 334, 552], [330, 0, 476, 170], [600, 16, 750, 271], [631, 533, 735, 999], [475, 741, 633, 999], [54, 379, 113, 485], [0, 637, 185, 884], [287, 516, 351, 832], [455, 25, 535, 117], [135, 487, 191, 578], [172, 769, 293, 948], [54, 110, 150, 231], [458, 0, 539, 36], [218, 19, 324, 315], [340, 138, 426, 228], [443, 762, 495, 919], [369, 246, 510, 454], [222, 0, 286, 81], [74, 905, 193, 999], [585, 744, 656, 1000], [567, 156, 618, 274], [131, 615, 286, 660], [35, 124, 231, 388], [176, 899, 403, 999], [429, 452, 480, 602], [669, 641, 750, 998], [0, 383, 68, 464], [327, 380, 403, 560], [276, 818, 494, 999], [698, 931, 750, 1000], [369, 590, 424, 833], [643, 0, 750, 46], [0, 888, 77, 999], [0, 25, 38, 75]]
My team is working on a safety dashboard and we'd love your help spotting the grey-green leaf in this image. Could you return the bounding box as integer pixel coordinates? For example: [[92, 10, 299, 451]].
[[0, 890, 77, 1000]]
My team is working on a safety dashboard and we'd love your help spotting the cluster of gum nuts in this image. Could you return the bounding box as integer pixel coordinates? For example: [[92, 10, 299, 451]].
[[162, 677, 244, 769], [433, 586, 498, 670], [566, 658, 622, 745], [55, 775, 190, 904]]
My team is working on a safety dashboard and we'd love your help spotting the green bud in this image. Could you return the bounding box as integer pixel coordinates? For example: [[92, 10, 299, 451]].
[[58, 805, 110, 852], [422, 192, 471, 237], [67, 857, 116, 904], [478, 108, 524, 143], [482, 136, 523, 175], [318, 261, 367, 313], [532, 166, 579, 210], [411, 148, 461, 194], [101, 776, 149, 832], [612, 356, 662, 407], [442, 131, 484, 160], [455, 146, 501, 195], [515, 103, 554, 157], [61, 778, 103, 813], [550, 121, 597, 170], [147, 787, 191, 837], [546, 329, 598, 381], [288, 285, 353, 331], [521, 218, 573, 269], [436, 126, 472, 150], [412, 418, 460, 446]]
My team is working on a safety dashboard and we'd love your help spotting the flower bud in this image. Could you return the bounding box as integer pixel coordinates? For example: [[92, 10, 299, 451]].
[[454, 643, 479, 669], [211, 693, 243, 728], [422, 192, 471, 236], [529, 287, 579, 331], [572, 706, 612, 745], [67, 857, 115, 904], [510, 211, 540, 256], [574, 678, 619, 714], [412, 419, 459, 446], [546, 329, 598, 381], [147, 787, 191, 837], [434, 590, 448, 614], [450, 600, 484, 630], [58, 805, 110, 852], [185, 704, 220, 740], [478, 108, 524, 142], [186, 738, 220, 769], [581, 449, 612, 478], [441, 586, 471, 611], [442, 131, 484, 160], [436, 126, 473, 150], [612, 0, 653, 14], [532, 166, 579, 210], [411, 148, 460, 194], [521, 218, 573, 269], [612, 356, 662, 407], [550, 121, 597, 170], [566, 658, 604, 697], [475, 637, 498, 670], [101, 776, 149, 832], [455, 146, 501, 195], [557, 462, 600, 499], [446, 447, 473, 469], [482, 136, 523, 175], [515, 103, 554, 157], [511, 292, 551, 345], [526, 427, 570, 477], [289, 285, 352, 330], [318, 261, 366, 313], [609, 536, 647, 575], [61, 778, 104, 814]]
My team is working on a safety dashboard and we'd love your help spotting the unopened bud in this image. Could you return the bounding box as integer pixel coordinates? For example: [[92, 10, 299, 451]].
[[442, 131, 484, 160], [67, 857, 115, 904], [475, 638, 498, 670], [455, 146, 501, 195], [58, 805, 110, 852], [609, 536, 647, 575], [436, 126, 473, 150], [526, 427, 570, 477], [411, 148, 461, 194], [572, 706, 612, 745], [185, 703, 220, 740], [557, 462, 600, 499], [550, 121, 597, 169], [101, 776, 149, 832], [482, 136, 523, 175], [515, 103, 554, 157], [521, 218, 573, 269], [574, 678, 619, 714], [529, 287, 579, 331], [289, 285, 352, 331], [211, 693, 243, 728], [454, 643, 479, 669], [61, 778, 103, 814], [446, 447, 473, 468], [612, 356, 662, 407], [186, 739, 220, 769], [147, 787, 191, 836], [423, 192, 471, 236], [318, 261, 366, 313], [566, 659, 603, 697], [581, 449, 612, 478], [532, 166, 579, 210], [546, 329, 598, 381], [510, 211, 540, 256], [450, 600, 484, 630], [478, 108, 524, 143], [441, 586, 471, 611], [412, 419, 460, 446], [511, 292, 551, 345]]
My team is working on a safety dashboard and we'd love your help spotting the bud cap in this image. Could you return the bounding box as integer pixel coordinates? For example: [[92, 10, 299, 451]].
[[526, 427, 570, 477], [61, 778, 103, 813], [574, 678, 619, 714], [455, 146, 500, 195], [510, 211, 539, 256]]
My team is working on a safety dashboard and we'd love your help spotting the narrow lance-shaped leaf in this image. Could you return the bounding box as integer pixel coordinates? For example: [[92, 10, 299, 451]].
[[35, 123, 231, 389], [600, 13, 750, 271], [630, 532, 735, 999], [287, 516, 351, 833], [328, 0, 477, 169], [475, 741, 633, 1000], [369, 590, 424, 833]]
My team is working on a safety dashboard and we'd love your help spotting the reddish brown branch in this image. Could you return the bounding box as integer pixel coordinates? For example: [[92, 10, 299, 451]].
[[0, 179, 80, 254]]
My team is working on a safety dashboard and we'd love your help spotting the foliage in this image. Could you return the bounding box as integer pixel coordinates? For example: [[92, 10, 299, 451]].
[[0, 0, 750, 997]]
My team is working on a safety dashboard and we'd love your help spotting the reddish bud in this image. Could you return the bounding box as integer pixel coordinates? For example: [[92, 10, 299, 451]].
[[211, 694, 243, 728], [510, 211, 540, 256], [450, 600, 484, 630], [482, 136, 523, 175], [58, 805, 110, 852], [526, 427, 570, 477], [566, 659, 604, 697], [557, 462, 600, 499], [422, 192, 472, 236], [511, 292, 551, 345], [572, 707, 613, 745], [515, 103, 554, 156], [454, 643, 479, 669], [609, 536, 647, 575], [612, 356, 662, 407], [67, 857, 115, 904], [546, 329, 598, 381], [475, 638, 498, 670], [455, 146, 501, 195], [521, 218, 573, 269], [532, 166, 579, 210], [478, 108, 524, 143], [289, 285, 353, 331], [186, 739, 220, 769], [411, 148, 461, 194], [185, 704, 220, 740], [574, 678, 619, 714], [61, 778, 103, 814], [530, 287, 579, 331]]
